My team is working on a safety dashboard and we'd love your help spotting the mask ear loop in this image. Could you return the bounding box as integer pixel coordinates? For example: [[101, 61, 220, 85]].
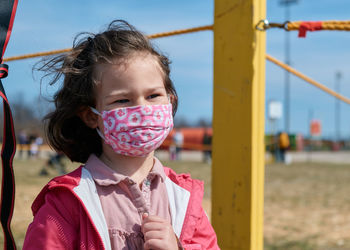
[[90, 107, 106, 140]]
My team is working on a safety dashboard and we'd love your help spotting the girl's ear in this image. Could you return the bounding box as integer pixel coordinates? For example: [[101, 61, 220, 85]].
[[168, 94, 174, 103], [78, 107, 99, 129]]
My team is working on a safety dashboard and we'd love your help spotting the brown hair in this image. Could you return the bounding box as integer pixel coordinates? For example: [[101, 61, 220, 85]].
[[39, 20, 178, 163]]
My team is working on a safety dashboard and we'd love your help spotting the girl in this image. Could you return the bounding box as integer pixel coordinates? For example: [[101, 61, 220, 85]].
[[23, 20, 219, 250]]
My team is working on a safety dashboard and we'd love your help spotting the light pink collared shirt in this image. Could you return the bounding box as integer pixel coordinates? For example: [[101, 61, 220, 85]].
[[84, 154, 171, 249]]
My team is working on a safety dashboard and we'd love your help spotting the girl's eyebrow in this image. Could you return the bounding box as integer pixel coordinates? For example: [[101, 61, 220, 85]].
[[104, 86, 165, 98], [145, 86, 165, 91], [146, 86, 165, 92], [104, 91, 129, 99]]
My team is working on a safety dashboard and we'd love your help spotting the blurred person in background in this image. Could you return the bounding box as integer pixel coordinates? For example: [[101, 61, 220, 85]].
[[28, 134, 37, 158], [202, 128, 212, 164], [18, 130, 28, 159], [35, 136, 43, 158], [39, 151, 66, 176], [173, 128, 184, 160], [276, 131, 290, 164]]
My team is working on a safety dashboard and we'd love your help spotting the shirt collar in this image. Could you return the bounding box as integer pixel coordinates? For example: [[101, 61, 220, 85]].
[[151, 157, 167, 182], [84, 154, 166, 186]]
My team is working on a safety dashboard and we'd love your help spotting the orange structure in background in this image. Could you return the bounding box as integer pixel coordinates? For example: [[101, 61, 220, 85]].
[[160, 127, 212, 151]]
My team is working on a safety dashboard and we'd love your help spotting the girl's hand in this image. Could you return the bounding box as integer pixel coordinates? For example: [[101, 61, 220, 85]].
[[142, 213, 179, 250]]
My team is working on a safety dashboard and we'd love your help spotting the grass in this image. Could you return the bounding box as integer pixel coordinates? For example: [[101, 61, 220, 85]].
[[3, 157, 80, 248], [162, 160, 212, 199], [1, 156, 350, 249], [264, 162, 350, 249], [264, 238, 316, 250]]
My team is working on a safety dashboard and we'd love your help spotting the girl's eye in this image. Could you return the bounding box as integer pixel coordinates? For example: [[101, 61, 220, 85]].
[[115, 99, 129, 104], [148, 94, 160, 99]]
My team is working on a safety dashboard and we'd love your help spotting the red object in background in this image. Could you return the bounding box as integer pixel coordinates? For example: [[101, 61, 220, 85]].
[[296, 133, 304, 151], [160, 127, 212, 150], [310, 120, 321, 137], [332, 142, 341, 151]]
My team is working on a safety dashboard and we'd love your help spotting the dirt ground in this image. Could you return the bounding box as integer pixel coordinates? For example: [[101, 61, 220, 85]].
[[1, 157, 350, 249]]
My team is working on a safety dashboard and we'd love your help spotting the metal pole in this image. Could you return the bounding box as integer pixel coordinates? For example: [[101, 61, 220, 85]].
[[213, 0, 266, 248], [285, 6, 291, 133], [335, 71, 342, 142], [307, 109, 313, 162], [308, 109, 313, 138], [280, 0, 298, 133]]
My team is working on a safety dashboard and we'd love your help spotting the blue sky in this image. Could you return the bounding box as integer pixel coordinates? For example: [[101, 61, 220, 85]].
[[3, 0, 350, 139]]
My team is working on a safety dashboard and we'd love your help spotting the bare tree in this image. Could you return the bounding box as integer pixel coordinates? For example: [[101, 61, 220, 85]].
[[174, 116, 190, 128]]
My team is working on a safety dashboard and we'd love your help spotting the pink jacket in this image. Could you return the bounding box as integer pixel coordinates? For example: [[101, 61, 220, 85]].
[[23, 165, 219, 250]]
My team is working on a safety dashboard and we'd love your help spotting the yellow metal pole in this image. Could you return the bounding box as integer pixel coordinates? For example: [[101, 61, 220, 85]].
[[212, 0, 265, 249]]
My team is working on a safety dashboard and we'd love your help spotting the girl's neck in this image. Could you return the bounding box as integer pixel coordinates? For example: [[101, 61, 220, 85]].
[[99, 146, 154, 185]]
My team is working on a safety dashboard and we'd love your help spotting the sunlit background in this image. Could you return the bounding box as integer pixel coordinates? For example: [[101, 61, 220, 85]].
[[1, 1, 350, 249]]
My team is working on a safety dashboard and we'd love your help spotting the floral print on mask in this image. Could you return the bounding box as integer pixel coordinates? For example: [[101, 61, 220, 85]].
[[93, 104, 173, 157]]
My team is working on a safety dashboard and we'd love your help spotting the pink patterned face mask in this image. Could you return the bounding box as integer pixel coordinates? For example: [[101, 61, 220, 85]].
[[91, 104, 173, 157]]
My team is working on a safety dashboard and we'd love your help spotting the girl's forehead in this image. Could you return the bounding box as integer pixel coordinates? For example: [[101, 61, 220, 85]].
[[93, 53, 162, 82]]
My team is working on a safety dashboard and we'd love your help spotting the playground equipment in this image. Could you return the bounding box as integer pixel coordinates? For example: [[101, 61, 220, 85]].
[[1, 0, 350, 249], [0, 1, 18, 249]]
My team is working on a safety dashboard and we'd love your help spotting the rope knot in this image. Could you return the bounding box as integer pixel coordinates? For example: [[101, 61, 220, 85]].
[[0, 64, 8, 79], [298, 21, 323, 37]]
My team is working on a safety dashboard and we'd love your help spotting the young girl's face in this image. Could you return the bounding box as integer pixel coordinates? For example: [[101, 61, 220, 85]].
[[94, 53, 169, 112], [93, 53, 170, 133]]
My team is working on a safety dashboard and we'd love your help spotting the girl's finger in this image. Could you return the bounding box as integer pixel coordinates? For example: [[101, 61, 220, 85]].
[[142, 214, 166, 223], [142, 212, 149, 222], [144, 238, 166, 250], [143, 230, 164, 241], [142, 221, 165, 233]]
